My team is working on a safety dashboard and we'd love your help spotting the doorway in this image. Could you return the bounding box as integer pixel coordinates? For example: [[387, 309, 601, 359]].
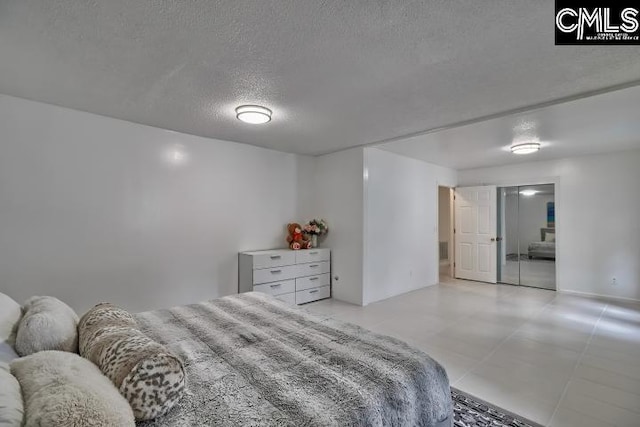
[[497, 184, 556, 290], [438, 186, 454, 280]]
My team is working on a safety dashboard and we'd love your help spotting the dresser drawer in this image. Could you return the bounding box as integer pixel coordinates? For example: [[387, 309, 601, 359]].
[[296, 273, 330, 292], [274, 292, 296, 305], [296, 285, 330, 304], [295, 248, 330, 264], [297, 261, 330, 277], [252, 251, 296, 269], [253, 264, 299, 285], [253, 279, 295, 296]]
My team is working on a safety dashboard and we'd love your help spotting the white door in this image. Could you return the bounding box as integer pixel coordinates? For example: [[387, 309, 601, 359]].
[[455, 186, 497, 283]]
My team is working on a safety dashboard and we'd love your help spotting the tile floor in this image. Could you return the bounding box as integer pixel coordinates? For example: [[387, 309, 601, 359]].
[[306, 277, 640, 426]]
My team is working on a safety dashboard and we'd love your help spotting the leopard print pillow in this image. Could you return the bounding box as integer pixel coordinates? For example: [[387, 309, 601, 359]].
[[79, 303, 185, 421]]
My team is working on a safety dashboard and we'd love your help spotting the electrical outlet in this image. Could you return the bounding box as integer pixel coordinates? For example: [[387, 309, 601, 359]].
[[611, 277, 617, 286]]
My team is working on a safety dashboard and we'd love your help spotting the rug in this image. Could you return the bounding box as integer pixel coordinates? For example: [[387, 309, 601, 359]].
[[451, 388, 543, 427]]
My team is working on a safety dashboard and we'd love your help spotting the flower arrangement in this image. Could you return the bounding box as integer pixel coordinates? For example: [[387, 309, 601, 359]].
[[303, 219, 329, 236]]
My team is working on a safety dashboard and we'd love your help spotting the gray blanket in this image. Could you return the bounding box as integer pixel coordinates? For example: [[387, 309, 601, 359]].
[[135, 292, 452, 426]]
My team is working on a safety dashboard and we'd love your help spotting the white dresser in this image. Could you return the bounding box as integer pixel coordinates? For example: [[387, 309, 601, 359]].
[[238, 248, 331, 305]]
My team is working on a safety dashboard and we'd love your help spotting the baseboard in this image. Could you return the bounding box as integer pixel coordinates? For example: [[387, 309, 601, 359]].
[[558, 289, 640, 303]]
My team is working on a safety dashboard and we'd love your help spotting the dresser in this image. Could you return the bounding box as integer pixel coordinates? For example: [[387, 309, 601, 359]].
[[238, 248, 331, 305]]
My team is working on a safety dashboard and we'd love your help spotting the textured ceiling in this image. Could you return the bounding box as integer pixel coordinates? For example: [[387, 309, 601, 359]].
[[1, 1, 640, 155], [378, 85, 640, 170]]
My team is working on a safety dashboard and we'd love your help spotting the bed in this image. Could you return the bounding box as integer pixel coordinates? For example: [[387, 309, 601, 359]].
[[134, 292, 453, 426], [527, 228, 556, 260]]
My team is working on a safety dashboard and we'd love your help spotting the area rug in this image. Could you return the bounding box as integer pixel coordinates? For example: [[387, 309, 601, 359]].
[[451, 388, 544, 427]]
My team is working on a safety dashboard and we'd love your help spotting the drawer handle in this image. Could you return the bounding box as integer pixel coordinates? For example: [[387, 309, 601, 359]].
[[270, 270, 282, 274], [270, 284, 281, 288], [309, 264, 319, 268], [309, 277, 319, 281], [309, 251, 318, 255], [309, 290, 319, 294], [270, 255, 281, 259]]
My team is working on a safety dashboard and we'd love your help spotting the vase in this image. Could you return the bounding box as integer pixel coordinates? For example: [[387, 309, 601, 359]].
[[311, 235, 318, 248]]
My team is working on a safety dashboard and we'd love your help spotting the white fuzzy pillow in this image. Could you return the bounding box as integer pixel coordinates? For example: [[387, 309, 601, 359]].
[[15, 296, 79, 356], [10, 350, 135, 426], [0, 361, 24, 426], [0, 293, 22, 364]]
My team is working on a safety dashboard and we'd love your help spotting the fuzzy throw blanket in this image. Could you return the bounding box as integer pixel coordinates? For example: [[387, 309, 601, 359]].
[[135, 292, 452, 427]]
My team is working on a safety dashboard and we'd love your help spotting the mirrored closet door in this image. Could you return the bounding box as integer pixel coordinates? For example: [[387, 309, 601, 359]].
[[497, 184, 556, 290]]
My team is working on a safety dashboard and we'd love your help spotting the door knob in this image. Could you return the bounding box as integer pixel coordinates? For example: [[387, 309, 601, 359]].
[[496, 237, 503, 241]]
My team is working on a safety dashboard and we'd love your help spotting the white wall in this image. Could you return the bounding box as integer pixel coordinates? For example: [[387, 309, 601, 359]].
[[363, 148, 456, 305], [502, 190, 555, 255], [504, 190, 519, 256], [459, 149, 640, 301], [518, 192, 554, 254], [312, 147, 364, 305], [0, 94, 311, 313], [295, 154, 318, 221]]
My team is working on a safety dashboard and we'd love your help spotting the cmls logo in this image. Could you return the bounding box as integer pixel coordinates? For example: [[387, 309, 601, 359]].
[[555, 0, 640, 45]]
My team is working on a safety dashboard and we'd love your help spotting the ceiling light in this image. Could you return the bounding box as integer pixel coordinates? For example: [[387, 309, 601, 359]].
[[235, 105, 272, 124], [519, 190, 538, 196], [510, 142, 540, 155]]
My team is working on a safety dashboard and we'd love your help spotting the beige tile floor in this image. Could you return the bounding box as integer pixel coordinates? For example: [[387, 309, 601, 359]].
[[306, 277, 640, 427]]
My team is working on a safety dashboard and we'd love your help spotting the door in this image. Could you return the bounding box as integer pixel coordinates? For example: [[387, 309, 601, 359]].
[[455, 186, 497, 283], [496, 185, 557, 290], [498, 187, 520, 285], [517, 184, 556, 290]]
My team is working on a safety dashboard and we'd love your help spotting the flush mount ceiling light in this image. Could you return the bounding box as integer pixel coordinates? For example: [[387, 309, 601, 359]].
[[510, 142, 540, 155], [235, 105, 272, 124], [519, 189, 538, 196]]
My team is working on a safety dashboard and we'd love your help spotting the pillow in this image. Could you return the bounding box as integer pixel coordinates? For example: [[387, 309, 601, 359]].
[[79, 303, 185, 421], [0, 362, 24, 426], [545, 232, 556, 242], [15, 296, 79, 356], [10, 350, 134, 426], [0, 293, 22, 363], [0, 343, 18, 366]]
